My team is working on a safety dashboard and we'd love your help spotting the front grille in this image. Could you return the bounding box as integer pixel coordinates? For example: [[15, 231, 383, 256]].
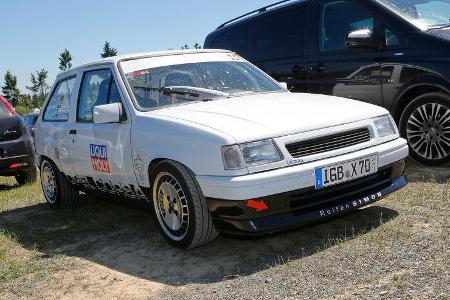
[[286, 127, 371, 158]]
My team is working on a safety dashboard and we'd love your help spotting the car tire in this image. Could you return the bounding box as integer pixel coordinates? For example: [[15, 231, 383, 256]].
[[40, 158, 79, 209], [399, 92, 450, 166], [151, 160, 219, 249], [15, 167, 37, 185]]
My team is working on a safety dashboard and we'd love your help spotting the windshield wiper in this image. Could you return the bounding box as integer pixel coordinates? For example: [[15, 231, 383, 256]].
[[428, 22, 450, 29], [163, 86, 230, 97], [133, 86, 230, 101]]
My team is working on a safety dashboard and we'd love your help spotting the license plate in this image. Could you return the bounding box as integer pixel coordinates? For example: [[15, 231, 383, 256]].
[[315, 155, 378, 189]]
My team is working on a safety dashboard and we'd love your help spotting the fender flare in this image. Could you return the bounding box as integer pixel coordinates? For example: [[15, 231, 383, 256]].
[[393, 74, 450, 121]]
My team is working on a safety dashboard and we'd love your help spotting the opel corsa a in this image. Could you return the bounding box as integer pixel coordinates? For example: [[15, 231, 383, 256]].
[[35, 50, 408, 248]]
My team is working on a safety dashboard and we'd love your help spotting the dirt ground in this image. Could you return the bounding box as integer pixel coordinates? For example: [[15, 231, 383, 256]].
[[0, 160, 449, 299]]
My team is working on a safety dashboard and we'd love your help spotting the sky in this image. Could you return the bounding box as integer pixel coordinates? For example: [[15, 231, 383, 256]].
[[0, 0, 275, 91]]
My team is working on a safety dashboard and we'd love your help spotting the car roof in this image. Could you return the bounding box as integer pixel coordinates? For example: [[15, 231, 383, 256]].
[[56, 49, 232, 78], [214, 0, 304, 30]]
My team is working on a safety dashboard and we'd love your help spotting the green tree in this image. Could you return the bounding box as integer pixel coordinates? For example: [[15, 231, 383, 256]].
[[1, 71, 21, 106], [181, 43, 201, 50], [59, 49, 73, 71], [27, 69, 50, 102], [100, 41, 118, 58]]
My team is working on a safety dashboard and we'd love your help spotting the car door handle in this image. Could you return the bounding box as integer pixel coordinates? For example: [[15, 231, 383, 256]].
[[291, 64, 306, 74], [310, 63, 328, 72], [69, 129, 77, 135]]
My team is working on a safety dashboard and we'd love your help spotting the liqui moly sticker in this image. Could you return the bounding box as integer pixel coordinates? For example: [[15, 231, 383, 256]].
[[90, 144, 111, 173]]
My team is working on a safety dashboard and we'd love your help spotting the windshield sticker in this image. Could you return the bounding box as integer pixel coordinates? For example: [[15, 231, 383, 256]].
[[90, 144, 111, 173]]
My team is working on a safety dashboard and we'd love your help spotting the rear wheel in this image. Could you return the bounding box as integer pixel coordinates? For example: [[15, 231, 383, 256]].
[[399, 93, 450, 166], [15, 167, 37, 185], [151, 160, 218, 249], [40, 158, 79, 209]]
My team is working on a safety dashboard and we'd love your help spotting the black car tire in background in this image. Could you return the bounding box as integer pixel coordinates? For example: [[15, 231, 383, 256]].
[[399, 93, 450, 166], [15, 167, 37, 185]]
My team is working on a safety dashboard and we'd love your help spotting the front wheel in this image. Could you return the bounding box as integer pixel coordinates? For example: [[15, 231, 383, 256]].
[[151, 160, 218, 249], [399, 92, 450, 165]]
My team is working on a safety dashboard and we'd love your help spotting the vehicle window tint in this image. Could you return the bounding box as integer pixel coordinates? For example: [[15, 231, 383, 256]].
[[211, 24, 250, 59], [109, 80, 122, 103], [320, 1, 374, 52], [78, 69, 112, 122], [251, 6, 307, 61], [385, 28, 400, 47], [43, 77, 76, 121]]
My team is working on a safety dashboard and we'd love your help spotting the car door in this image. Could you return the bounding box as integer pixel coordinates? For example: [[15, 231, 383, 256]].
[[38, 76, 78, 176], [68, 67, 142, 199], [307, 0, 384, 106], [248, 2, 309, 92]]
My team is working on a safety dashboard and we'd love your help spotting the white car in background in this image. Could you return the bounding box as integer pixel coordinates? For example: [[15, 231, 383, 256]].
[[35, 50, 408, 249]]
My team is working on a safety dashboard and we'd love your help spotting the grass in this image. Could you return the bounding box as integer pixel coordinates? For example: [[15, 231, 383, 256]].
[[0, 176, 151, 297], [0, 171, 449, 298]]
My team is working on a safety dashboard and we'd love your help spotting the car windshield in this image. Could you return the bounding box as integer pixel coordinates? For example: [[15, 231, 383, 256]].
[[378, 0, 450, 29], [121, 54, 284, 111]]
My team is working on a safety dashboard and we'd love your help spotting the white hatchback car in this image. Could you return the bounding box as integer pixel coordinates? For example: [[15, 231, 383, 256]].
[[35, 50, 408, 248]]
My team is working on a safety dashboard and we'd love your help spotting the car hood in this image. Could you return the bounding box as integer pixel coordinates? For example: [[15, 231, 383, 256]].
[[152, 92, 388, 143]]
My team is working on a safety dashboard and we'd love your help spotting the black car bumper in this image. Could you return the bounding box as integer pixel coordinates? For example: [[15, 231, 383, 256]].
[[0, 155, 35, 176], [206, 160, 407, 235]]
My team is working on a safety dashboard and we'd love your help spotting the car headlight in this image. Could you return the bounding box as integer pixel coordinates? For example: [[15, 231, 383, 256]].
[[373, 115, 397, 137], [222, 139, 284, 170]]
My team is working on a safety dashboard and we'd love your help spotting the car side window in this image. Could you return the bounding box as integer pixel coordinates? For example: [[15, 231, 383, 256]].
[[385, 28, 400, 47], [211, 24, 251, 59], [78, 69, 122, 122], [320, 1, 375, 52], [250, 5, 307, 61], [43, 77, 76, 121]]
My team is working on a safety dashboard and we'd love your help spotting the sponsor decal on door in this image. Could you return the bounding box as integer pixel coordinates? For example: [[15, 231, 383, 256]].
[[90, 144, 111, 173]]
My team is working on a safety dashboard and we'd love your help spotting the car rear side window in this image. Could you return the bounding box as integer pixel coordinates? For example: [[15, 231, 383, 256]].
[[78, 69, 121, 122], [211, 24, 251, 59], [250, 5, 307, 61], [320, 1, 375, 52], [43, 77, 76, 121]]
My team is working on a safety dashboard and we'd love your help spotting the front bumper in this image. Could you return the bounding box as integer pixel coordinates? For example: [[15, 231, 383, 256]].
[[207, 161, 407, 234]]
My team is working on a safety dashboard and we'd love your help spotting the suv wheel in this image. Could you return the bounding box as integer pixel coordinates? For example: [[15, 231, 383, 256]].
[[399, 92, 450, 165], [40, 158, 79, 209], [15, 167, 37, 185], [151, 160, 218, 249]]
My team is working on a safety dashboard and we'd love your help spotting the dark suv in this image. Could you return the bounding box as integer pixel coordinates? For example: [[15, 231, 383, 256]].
[[0, 96, 37, 184], [204, 0, 450, 165]]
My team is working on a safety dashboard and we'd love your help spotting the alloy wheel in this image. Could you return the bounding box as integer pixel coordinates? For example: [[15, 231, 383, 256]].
[[41, 161, 57, 204], [153, 172, 189, 241], [406, 103, 450, 161]]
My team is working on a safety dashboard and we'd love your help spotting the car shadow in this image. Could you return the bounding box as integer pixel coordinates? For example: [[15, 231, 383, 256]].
[[0, 195, 398, 286], [405, 159, 450, 183], [0, 183, 19, 191]]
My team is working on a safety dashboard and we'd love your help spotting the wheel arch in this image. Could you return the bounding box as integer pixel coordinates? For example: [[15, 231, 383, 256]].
[[394, 81, 450, 123]]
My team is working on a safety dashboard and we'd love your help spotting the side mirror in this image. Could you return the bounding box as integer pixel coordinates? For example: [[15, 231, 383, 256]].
[[346, 29, 379, 49], [278, 82, 288, 90], [93, 103, 125, 124]]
